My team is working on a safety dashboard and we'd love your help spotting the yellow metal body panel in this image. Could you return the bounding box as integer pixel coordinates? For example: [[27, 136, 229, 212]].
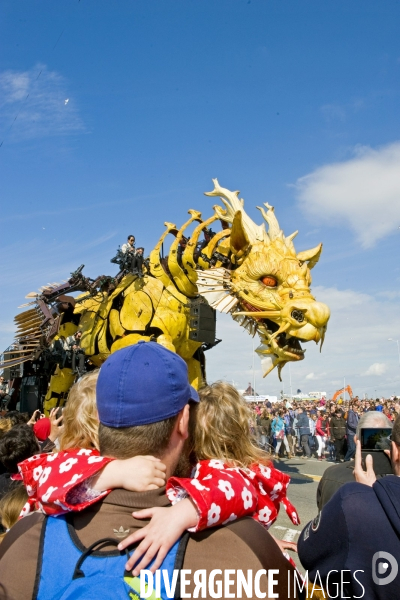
[[97, 321, 110, 356], [73, 294, 104, 314], [90, 352, 110, 367], [57, 322, 78, 339], [109, 309, 125, 339], [111, 333, 151, 353], [140, 276, 164, 308], [79, 310, 103, 356], [175, 337, 201, 361], [152, 287, 187, 343], [186, 357, 203, 390], [156, 334, 176, 353], [120, 290, 153, 331], [149, 223, 177, 288], [167, 211, 202, 297], [43, 367, 75, 412]]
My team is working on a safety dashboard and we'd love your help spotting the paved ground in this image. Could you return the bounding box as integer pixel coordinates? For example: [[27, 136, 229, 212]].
[[270, 456, 336, 569]]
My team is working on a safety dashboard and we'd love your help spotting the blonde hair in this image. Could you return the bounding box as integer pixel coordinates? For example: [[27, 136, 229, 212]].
[[0, 418, 12, 440], [0, 484, 28, 541], [194, 381, 270, 468], [59, 370, 99, 451]]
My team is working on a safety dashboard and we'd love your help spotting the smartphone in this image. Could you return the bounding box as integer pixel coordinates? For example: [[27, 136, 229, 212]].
[[34, 410, 41, 422], [360, 428, 392, 452]]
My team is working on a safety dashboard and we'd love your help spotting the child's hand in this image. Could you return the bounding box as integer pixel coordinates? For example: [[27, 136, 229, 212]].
[[92, 456, 167, 492], [48, 408, 64, 442], [118, 498, 198, 575]]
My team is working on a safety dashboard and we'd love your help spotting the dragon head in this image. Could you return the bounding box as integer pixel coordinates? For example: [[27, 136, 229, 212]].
[[200, 179, 330, 380]]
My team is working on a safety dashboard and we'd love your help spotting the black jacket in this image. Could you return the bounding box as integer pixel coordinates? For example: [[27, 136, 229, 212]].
[[330, 415, 347, 440], [259, 417, 272, 436]]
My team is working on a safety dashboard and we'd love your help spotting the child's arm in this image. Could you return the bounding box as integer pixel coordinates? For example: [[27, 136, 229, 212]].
[[166, 461, 299, 531], [18, 449, 114, 515], [89, 456, 167, 493], [18, 449, 166, 515], [166, 460, 258, 531], [118, 498, 198, 575]]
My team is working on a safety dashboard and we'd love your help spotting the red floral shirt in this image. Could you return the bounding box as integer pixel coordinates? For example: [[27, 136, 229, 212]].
[[18, 448, 112, 517], [167, 459, 299, 530], [18, 450, 299, 530]]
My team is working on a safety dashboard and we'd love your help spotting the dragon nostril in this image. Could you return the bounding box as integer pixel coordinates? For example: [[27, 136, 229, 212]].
[[291, 309, 304, 323]]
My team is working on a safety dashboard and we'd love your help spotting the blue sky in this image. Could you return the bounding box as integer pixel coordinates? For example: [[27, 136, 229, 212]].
[[1, 0, 400, 398]]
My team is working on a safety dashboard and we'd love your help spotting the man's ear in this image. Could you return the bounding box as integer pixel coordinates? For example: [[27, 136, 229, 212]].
[[176, 404, 190, 441], [390, 440, 399, 462]]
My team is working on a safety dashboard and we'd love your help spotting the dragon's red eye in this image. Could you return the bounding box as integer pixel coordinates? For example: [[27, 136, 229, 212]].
[[261, 275, 277, 287]]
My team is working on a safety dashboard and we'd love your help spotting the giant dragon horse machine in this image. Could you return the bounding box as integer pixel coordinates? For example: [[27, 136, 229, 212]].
[[1, 180, 330, 413]]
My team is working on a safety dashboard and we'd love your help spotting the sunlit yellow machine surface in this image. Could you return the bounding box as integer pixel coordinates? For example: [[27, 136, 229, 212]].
[[2, 180, 330, 413]]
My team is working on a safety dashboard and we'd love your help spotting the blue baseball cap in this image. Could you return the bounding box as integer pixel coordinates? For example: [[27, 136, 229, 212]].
[[96, 341, 199, 427]]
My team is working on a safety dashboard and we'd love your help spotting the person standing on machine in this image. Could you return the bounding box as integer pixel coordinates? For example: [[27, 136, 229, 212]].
[[66, 331, 85, 376], [132, 247, 145, 277], [121, 235, 136, 271]]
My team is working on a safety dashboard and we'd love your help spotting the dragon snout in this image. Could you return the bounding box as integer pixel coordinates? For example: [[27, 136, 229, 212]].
[[307, 301, 330, 330], [286, 300, 330, 343]]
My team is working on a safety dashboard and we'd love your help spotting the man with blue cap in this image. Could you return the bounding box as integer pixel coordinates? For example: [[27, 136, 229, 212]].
[[0, 342, 302, 599]]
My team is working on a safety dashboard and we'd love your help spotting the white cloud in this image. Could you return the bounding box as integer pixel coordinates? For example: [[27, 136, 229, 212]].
[[305, 372, 326, 381], [295, 142, 400, 247], [0, 64, 84, 140], [320, 103, 346, 122], [362, 363, 388, 376], [377, 291, 400, 300]]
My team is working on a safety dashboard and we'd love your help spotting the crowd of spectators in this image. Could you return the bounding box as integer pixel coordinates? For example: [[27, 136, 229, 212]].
[[250, 395, 400, 463]]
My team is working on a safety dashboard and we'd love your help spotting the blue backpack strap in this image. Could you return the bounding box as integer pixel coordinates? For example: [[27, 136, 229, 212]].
[[172, 532, 190, 600], [32, 516, 48, 600], [34, 515, 75, 600]]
